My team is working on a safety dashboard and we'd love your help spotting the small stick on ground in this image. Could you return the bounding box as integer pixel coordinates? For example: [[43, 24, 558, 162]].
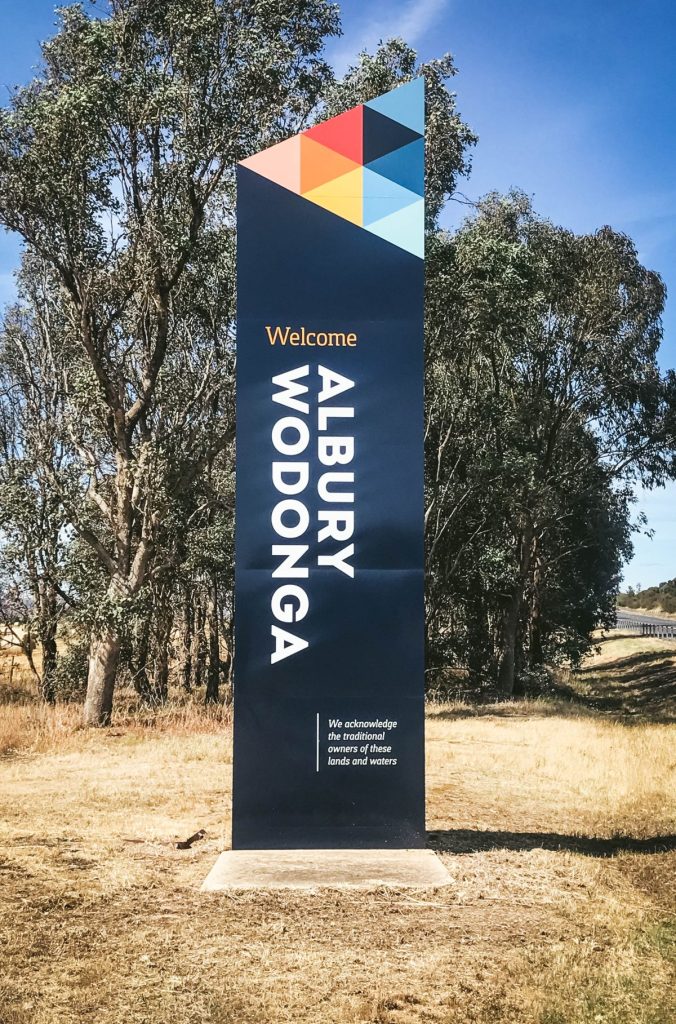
[[176, 828, 206, 850]]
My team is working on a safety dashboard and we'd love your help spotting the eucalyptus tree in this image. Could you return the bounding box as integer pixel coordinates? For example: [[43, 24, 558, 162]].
[[525, 447, 634, 670], [425, 192, 674, 693], [0, 0, 340, 724], [0, 261, 74, 702]]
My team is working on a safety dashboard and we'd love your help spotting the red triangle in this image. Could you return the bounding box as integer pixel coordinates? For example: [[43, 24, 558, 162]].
[[303, 106, 363, 165]]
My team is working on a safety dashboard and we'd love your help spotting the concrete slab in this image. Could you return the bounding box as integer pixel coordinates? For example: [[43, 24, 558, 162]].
[[201, 848, 452, 891]]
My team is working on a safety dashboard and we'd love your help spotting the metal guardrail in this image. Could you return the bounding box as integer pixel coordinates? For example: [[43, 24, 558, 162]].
[[614, 617, 676, 640]]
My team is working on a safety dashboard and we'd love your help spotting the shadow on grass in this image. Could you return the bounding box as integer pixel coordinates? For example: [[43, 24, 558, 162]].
[[428, 829, 676, 857], [427, 643, 676, 724], [559, 648, 676, 724]]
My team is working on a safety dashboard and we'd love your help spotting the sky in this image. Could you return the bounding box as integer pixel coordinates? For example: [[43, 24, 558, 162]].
[[0, 0, 674, 589]]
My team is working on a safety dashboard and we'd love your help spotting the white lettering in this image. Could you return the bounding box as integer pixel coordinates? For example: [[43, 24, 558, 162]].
[[271, 625, 309, 664], [268, 364, 358, 665], [317, 510, 354, 543], [271, 499, 310, 538], [272, 416, 310, 456], [318, 437, 354, 466], [272, 365, 310, 413], [318, 406, 354, 431], [272, 461, 309, 494], [271, 585, 309, 623], [318, 472, 354, 503], [318, 366, 355, 403], [318, 543, 355, 578], [272, 544, 309, 578]]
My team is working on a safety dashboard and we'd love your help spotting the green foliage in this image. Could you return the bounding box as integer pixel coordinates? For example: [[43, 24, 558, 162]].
[[51, 636, 90, 702], [424, 192, 673, 690]]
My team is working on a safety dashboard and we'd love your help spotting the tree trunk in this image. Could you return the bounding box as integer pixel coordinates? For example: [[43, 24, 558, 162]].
[[180, 588, 193, 692], [497, 593, 520, 695], [512, 627, 526, 697], [226, 594, 235, 684], [83, 629, 121, 726], [151, 604, 171, 705], [529, 601, 544, 669], [528, 550, 544, 669], [133, 608, 152, 699], [39, 627, 58, 705], [466, 596, 489, 692], [152, 645, 170, 704], [205, 579, 220, 704], [81, 508, 155, 718], [191, 596, 206, 689], [497, 524, 534, 696], [35, 586, 59, 704]]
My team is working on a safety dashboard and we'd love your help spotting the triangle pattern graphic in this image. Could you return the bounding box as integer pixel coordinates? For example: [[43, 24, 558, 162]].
[[240, 135, 301, 195], [303, 105, 363, 164], [363, 168, 420, 226], [365, 77, 425, 135], [238, 79, 425, 258], [300, 136, 360, 193], [303, 167, 363, 227], [366, 138, 424, 197], [362, 106, 422, 164], [366, 200, 424, 259]]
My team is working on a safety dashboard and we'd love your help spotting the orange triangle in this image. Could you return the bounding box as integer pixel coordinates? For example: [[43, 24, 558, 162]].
[[239, 135, 301, 194], [303, 105, 364, 164], [300, 137, 360, 194]]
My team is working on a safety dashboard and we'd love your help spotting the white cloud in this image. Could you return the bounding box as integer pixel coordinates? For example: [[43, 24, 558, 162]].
[[330, 0, 450, 73], [393, 0, 449, 43]]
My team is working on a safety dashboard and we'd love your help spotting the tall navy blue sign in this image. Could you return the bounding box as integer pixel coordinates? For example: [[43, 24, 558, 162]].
[[233, 80, 425, 849]]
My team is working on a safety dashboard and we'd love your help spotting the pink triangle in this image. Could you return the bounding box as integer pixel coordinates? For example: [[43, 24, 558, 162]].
[[239, 136, 301, 194]]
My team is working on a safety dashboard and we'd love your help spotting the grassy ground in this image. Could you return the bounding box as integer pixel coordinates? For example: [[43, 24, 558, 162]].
[[0, 636, 674, 1024]]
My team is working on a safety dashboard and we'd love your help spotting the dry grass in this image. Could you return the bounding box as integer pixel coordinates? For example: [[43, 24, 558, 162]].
[[0, 643, 231, 757], [0, 635, 674, 1024], [618, 606, 676, 620]]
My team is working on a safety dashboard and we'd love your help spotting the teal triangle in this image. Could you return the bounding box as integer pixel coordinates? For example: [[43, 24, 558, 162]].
[[365, 200, 424, 259], [362, 168, 420, 227], [366, 138, 424, 197], [365, 78, 424, 136]]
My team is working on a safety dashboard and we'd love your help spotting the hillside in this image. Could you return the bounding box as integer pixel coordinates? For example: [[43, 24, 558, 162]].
[[618, 578, 676, 614]]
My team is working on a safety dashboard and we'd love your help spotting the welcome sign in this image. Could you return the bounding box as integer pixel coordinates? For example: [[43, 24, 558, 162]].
[[233, 80, 425, 849]]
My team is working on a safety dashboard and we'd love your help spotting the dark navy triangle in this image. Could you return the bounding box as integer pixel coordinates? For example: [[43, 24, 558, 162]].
[[362, 106, 422, 164]]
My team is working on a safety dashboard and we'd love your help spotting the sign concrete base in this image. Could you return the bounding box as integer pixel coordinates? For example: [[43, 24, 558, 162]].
[[201, 848, 452, 891]]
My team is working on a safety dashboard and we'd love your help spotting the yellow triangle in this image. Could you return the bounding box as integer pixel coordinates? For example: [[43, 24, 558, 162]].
[[303, 167, 363, 227]]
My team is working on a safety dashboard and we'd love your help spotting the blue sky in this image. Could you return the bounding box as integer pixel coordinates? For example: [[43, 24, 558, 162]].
[[0, 1, 674, 588]]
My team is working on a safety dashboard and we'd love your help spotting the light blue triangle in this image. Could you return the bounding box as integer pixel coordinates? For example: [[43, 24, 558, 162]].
[[365, 199, 424, 258], [365, 78, 424, 136], [362, 168, 420, 227], [366, 138, 424, 197]]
